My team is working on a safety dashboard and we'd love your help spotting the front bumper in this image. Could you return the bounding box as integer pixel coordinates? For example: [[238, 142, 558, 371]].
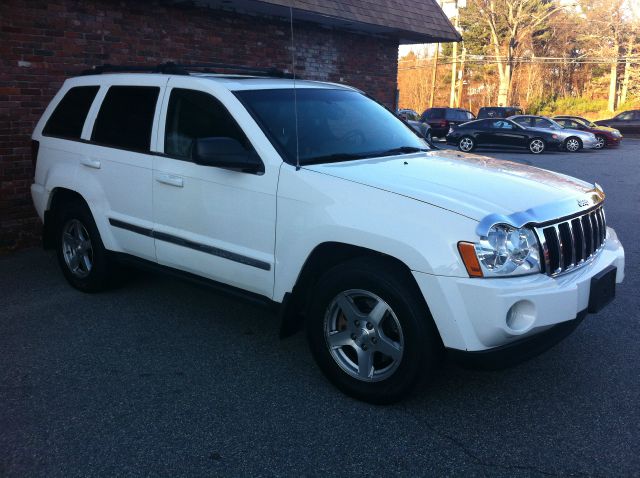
[[412, 227, 624, 353]]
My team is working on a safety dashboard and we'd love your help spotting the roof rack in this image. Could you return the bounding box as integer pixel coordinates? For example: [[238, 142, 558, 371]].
[[80, 62, 295, 79]]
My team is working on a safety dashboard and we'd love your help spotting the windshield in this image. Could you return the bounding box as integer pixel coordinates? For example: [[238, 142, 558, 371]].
[[236, 88, 428, 165]]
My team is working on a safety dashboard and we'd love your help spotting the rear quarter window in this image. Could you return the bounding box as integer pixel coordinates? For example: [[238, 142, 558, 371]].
[[42, 86, 100, 139]]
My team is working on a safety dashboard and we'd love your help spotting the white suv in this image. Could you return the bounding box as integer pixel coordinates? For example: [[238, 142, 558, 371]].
[[31, 65, 625, 403]]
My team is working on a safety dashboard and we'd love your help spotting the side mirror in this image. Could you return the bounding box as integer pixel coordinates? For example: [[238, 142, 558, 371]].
[[193, 137, 264, 174]]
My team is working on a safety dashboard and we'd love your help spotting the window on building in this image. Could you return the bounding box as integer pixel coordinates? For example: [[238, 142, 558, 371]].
[[43, 86, 100, 139], [91, 86, 160, 152]]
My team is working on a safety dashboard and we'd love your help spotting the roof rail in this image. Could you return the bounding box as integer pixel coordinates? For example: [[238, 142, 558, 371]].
[[80, 62, 295, 79]]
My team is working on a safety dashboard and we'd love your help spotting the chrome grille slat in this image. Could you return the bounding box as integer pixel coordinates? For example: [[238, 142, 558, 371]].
[[535, 205, 606, 277], [566, 220, 576, 267]]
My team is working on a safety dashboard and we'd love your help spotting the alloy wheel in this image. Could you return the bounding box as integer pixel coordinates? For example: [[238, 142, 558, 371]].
[[566, 138, 581, 152], [62, 219, 94, 278], [324, 289, 404, 382], [459, 137, 473, 152], [595, 136, 606, 149], [529, 139, 545, 154]]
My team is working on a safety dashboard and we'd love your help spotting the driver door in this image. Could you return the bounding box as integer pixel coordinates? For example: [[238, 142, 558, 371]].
[[152, 78, 278, 297]]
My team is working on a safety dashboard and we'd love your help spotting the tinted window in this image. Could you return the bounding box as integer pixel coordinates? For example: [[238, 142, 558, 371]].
[[532, 117, 554, 128], [237, 88, 427, 165], [92, 86, 159, 151], [165, 88, 251, 159], [490, 120, 514, 129], [445, 110, 469, 121], [43, 86, 99, 139], [513, 117, 530, 126], [423, 108, 445, 120], [616, 111, 634, 120]]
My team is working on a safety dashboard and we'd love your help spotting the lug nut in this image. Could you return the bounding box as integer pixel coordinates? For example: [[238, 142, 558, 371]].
[[366, 322, 373, 330], [354, 320, 360, 327], [362, 344, 368, 351], [371, 337, 378, 344], [351, 333, 357, 340]]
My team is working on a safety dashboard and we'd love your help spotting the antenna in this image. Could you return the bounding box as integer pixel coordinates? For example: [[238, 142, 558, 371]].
[[289, 6, 301, 170]]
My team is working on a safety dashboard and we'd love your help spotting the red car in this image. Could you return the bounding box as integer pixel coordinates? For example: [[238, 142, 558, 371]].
[[554, 116, 622, 149]]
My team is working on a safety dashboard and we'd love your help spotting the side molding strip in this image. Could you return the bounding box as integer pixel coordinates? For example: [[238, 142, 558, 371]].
[[108, 218, 271, 271]]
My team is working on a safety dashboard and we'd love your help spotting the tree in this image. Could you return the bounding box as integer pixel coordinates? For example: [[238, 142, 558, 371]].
[[461, 0, 557, 105]]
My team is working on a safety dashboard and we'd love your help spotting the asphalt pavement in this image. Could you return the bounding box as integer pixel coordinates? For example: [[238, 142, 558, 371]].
[[1, 140, 639, 477]]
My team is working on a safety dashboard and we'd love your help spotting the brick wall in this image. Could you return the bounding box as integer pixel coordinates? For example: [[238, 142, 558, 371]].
[[0, 0, 399, 251]]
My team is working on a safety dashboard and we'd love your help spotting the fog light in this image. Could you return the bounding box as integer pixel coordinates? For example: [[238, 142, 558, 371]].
[[506, 300, 535, 332]]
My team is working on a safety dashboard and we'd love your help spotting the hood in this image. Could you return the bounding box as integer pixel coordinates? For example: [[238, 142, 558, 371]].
[[303, 150, 595, 221]]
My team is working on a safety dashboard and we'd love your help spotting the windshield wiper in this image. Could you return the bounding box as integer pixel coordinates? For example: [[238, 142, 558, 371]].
[[376, 146, 429, 156], [303, 146, 429, 165], [303, 152, 372, 165]]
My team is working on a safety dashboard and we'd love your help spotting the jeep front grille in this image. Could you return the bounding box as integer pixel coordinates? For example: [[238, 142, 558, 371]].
[[535, 206, 606, 276]]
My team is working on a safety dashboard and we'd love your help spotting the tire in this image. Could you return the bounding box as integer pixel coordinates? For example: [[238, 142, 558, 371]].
[[595, 135, 606, 150], [55, 202, 116, 292], [425, 130, 432, 144], [528, 138, 546, 154], [306, 257, 441, 404], [564, 137, 582, 153], [458, 136, 475, 152]]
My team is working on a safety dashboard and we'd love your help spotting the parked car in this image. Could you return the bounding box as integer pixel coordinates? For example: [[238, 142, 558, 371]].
[[397, 109, 420, 121], [397, 110, 433, 142], [420, 107, 475, 138], [31, 64, 625, 404], [594, 110, 640, 135], [446, 118, 563, 153], [509, 115, 598, 152], [477, 106, 524, 119], [554, 116, 622, 149]]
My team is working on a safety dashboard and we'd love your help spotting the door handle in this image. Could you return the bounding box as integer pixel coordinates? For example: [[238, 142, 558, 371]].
[[80, 158, 101, 169], [156, 174, 184, 188]]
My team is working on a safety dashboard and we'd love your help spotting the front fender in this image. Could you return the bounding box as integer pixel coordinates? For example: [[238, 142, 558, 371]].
[[272, 164, 478, 301]]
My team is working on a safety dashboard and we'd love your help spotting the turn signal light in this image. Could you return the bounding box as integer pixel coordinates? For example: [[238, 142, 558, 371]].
[[458, 242, 483, 277]]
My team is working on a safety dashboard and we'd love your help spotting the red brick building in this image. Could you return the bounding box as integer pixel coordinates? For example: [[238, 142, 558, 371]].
[[0, 0, 458, 251]]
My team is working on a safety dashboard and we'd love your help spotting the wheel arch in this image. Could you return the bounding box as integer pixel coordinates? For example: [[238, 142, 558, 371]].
[[279, 242, 421, 338], [43, 187, 91, 249]]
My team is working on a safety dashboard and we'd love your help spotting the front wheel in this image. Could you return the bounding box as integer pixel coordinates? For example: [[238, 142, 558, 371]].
[[564, 137, 582, 152], [458, 136, 475, 152], [306, 258, 441, 404], [595, 135, 606, 149], [528, 138, 546, 154]]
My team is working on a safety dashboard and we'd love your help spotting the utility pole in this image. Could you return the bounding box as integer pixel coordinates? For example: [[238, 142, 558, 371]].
[[456, 47, 466, 107], [429, 43, 440, 107], [429, 0, 444, 107], [449, 8, 459, 107]]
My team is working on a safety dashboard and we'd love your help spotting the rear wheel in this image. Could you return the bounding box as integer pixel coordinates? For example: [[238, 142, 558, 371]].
[[55, 203, 116, 292], [564, 137, 582, 152], [458, 136, 475, 152], [528, 138, 546, 154], [306, 258, 441, 404], [595, 135, 606, 149]]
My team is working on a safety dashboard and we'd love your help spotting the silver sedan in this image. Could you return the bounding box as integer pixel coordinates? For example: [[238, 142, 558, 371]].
[[508, 115, 598, 152]]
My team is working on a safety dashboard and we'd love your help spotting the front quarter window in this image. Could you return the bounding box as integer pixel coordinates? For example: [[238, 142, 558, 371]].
[[237, 88, 428, 165]]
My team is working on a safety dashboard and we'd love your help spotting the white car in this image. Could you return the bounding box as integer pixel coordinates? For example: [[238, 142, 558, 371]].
[[509, 115, 599, 152], [31, 65, 625, 403]]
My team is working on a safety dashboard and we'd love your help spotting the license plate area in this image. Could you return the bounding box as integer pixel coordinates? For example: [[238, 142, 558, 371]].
[[588, 265, 616, 313]]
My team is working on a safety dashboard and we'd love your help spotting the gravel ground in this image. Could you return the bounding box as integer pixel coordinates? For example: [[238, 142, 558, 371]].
[[1, 139, 638, 477]]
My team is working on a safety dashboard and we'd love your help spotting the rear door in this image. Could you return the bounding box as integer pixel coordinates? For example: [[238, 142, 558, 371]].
[[81, 78, 166, 261], [151, 78, 279, 297]]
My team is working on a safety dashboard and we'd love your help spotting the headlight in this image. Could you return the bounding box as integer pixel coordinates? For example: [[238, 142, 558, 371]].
[[459, 224, 541, 277]]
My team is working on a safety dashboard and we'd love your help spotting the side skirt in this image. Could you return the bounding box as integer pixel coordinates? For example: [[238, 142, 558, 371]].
[[112, 252, 279, 311]]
